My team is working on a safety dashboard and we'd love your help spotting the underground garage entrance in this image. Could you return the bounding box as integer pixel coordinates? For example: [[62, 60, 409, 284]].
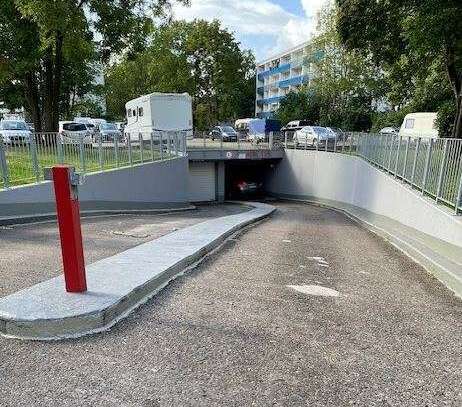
[[225, 160, 275, 200], [188, 159, 278, 202]]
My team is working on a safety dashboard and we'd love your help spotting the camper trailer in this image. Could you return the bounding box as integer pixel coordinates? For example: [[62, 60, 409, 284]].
[[399, 113, 438, 138], [125, 93, 193, 140]]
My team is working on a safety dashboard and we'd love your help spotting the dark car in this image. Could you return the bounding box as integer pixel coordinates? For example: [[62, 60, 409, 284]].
[[209, 126, 238, 142], [232, 179, 263, 196]]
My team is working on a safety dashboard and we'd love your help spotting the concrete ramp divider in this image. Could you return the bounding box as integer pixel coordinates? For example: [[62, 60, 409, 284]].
[[0, 202, 276, 341]]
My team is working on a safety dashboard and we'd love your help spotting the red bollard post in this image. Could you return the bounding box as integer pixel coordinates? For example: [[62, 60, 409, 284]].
[[51, 165, 87, 293]]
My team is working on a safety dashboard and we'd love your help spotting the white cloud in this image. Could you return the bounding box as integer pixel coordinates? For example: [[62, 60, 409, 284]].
[[172, 0, 328, 60]]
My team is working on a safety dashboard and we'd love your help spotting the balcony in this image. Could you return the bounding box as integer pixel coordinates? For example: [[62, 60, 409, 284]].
[[279, 75, 310, 88], [257, 63, 291, 81]]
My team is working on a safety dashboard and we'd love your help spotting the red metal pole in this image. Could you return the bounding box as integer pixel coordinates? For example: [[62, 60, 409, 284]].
[[52, 165, 87, 293]]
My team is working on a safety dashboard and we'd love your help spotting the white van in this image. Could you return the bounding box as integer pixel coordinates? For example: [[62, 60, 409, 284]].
[[399, 113, 438, 138], [125, 92, 193, 140]]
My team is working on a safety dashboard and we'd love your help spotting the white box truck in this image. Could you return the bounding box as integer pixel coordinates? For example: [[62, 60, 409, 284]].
[[125, 92, 193, 140]]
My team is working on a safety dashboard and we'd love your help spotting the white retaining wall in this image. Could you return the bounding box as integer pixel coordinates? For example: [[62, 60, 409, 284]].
[[266, 150, 462, 248], [0, 157, 190, 220]]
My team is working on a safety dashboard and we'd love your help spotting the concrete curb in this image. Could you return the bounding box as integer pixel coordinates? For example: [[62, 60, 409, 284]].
[[278, 197, 462, 300], [0, 202, 275, 341]]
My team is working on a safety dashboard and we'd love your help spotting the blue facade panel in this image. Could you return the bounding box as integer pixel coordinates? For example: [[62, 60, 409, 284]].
[[257, 63, 291, 80], [279, 75, 310, 88]]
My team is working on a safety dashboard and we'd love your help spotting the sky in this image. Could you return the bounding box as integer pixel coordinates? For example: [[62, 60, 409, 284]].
[[172, 0, 329, 62]]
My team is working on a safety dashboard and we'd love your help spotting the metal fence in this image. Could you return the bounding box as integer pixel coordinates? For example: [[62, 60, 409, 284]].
[[186, 131, 284, 151], [284, 132, 462, 215], [0, 131, 187, 189]]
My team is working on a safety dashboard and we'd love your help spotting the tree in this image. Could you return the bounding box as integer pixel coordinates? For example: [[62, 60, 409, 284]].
[[106, 19, 256, 130], [0, 0, 188, 132], [306, 4, 385, 131], [336, 0, 462, 138], [276, 90, 321, 126], [276, 4, 383, 131]]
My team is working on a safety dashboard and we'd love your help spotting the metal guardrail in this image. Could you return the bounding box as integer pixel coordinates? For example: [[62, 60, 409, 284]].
[[186, 131, 284, 151], [0, 131, 187, 189], [284, 132, 462, 215]]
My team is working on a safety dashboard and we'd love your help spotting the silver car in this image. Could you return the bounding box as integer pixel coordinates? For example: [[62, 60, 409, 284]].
[[293, 126, 336, 148], [96, 122, 123, 142], [0, 120, 32, 145]]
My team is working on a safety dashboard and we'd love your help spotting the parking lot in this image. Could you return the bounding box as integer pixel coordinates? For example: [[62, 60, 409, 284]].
[[0, 201, 460, 406]]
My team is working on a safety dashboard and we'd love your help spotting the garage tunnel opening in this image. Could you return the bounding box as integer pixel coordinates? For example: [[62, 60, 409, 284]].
[[225, 160, 275, 200]]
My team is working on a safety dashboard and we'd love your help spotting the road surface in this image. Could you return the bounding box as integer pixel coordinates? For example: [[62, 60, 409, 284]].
[[0, 202, 460, 406]]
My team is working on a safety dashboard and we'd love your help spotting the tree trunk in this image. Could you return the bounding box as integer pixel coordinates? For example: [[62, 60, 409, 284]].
[[52, 31, 64, 129], [453, 95, 462, 139], [42, 46, 55, 133], [446, 46, 462, 139], [24, 71, 42, 133]]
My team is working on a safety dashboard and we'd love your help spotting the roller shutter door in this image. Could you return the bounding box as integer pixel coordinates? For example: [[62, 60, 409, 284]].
[[188, 162, 216, 202]]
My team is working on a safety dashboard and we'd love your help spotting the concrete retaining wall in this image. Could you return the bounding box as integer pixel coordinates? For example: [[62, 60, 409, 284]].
[[265, 150, 462, 248], [0, 157, 190, 220]]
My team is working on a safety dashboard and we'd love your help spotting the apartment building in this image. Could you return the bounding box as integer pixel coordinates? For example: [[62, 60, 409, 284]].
[[255, 40, 312, 119]]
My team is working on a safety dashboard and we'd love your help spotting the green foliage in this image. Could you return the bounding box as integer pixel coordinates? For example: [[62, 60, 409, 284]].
[[105, 19, 256, 130], [276, 90, 321, 126], [277, 4, 382, 131], [0, 0, 188, 131], [336, 0, 462, 138], [436, 101, 456, 138]]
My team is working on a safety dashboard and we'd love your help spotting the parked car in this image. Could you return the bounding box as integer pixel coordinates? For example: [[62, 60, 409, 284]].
[[209, 126, 238, 142], [96, 122, 123, 142], [232, 179, 263, 197], [293, 126, 336, 148], [326, 127, 347, 141], [0, 119, 32, 145], [281, 120, 311, 132], [59, 121, 92, 144], [379, 127, 399, 135]]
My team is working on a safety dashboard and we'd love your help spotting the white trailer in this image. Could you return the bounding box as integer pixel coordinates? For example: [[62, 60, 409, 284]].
[[125, 92, 193, 140]]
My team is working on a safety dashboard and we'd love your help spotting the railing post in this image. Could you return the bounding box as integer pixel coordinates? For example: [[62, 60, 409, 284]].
[[284, 131, 287, 149], [29, 134, 41, 183], [411, 137, 421, 187], [98, 133, 103, 171], [436, 138, 449, 203], [387, 135, 394, 172], [455, 160, 462, 214], [0, 139, 10, 188], [422, 138, 433, 195], [139, 133, 144, 163], [159, 132, 163, 160], [79, 137, 86, 173], [269, 131, 273, 150], [114, 134, 120, 167], [57, 134, 64, 164], [203, 131, 206, 149], [150, 132, 155, 161], [333, 133, 337, 153], [167, 132, 171, 156], [174, 132, 178, 156], [127, 134, 133, 166], [402, 136, 410, 179], [394, 136, 402, 178]]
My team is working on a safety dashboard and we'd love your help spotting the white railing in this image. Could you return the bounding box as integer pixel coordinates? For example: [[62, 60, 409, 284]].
[[284, 132, 462, 215], [0, 131, 187, 189]]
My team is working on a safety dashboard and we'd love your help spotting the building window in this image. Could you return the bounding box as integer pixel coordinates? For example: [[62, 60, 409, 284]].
[[138, 107, 144, 117], [127, 109, 131, 118], [132, 109, 137, 117]]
